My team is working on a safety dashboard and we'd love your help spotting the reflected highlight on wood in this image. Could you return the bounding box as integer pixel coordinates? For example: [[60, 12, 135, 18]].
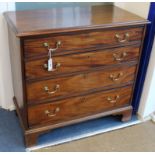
[[4, 5, 148, 147]]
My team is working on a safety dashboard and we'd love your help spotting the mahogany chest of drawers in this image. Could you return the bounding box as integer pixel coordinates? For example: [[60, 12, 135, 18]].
[[4, 5, 149, 147]]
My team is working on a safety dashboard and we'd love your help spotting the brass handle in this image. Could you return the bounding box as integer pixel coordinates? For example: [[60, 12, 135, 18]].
[[44, 84, 60, 95], [43, 62, 61, 71], [44, 107, 60, 117], [107, 95, 120, 103], [43, 41, 61, 52], [115, 33, 129, 43], [109, 72, 123, 81], [113, 52, 127, 61]]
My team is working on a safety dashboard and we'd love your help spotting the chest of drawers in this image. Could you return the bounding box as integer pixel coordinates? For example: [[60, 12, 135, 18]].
[[4, 5, 149, 147]]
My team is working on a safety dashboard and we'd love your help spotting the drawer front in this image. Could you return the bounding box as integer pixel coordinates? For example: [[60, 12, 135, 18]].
[[26, 64, 137, 104], [28, 86, 133, 126], [25, 46, 140, 80], [24, 27, 143, 58]]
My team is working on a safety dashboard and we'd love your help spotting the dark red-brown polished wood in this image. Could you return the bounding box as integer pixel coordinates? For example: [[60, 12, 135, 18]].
[[4, 4, 149, 147], [4, 5, 149, 37], [23, 27, 143, 58], [26, 64, 137, 104], [25, 45, 140, 80], [28, 86, 133, 126]]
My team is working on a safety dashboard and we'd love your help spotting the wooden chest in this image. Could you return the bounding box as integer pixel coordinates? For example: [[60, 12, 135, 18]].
[[4, 5, 149, 147]]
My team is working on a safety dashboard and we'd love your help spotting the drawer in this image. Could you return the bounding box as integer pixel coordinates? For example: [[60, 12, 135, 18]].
[[24, 27, 143, 58], [26, 64, 137, 104], [25, 46, 140, 80], [28, 86, 133, 126]]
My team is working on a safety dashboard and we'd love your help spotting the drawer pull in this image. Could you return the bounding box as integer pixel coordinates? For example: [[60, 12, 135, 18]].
[[113, 52, 127, 61], [107, 95, 120, 103], [44, 84, 60, 95], [115, 33, 129, 43], [109, 72, 123, 81], [43, 41, 61, 52], [43, 62, 61, 71], [44, 107, 60, 117]]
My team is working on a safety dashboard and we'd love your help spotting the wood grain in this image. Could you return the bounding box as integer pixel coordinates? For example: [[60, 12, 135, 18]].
[[25, 45, 140, 80], [3, 5, 149, 37], [28, 86, 132, 126], [26, 64, 137, 104], [25, 105, 132, 147], [4, 4, 149, 147], [8, 27, 28, 128], [23, 27, 143, 58]]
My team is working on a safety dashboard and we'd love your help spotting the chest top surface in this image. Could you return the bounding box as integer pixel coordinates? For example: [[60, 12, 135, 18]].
[[4, 5, 148, 37]]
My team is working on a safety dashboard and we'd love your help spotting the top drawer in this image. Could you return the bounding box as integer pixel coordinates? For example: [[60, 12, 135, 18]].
[[24, 27, 143, 58]]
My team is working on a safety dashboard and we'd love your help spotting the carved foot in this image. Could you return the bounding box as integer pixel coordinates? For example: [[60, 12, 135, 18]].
[[24, 129, 52, 147], [25, 133, 39, 147], [121, 108, 132, 122]]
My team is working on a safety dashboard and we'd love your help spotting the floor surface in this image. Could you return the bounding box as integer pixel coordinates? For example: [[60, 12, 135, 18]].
[[0, 109, 25, 151], [35, 121, 155, 152], [0, 108, 155, 152]]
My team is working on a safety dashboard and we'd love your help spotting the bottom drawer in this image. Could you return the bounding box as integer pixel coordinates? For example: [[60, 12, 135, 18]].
[[28, 86, 133, 127]]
